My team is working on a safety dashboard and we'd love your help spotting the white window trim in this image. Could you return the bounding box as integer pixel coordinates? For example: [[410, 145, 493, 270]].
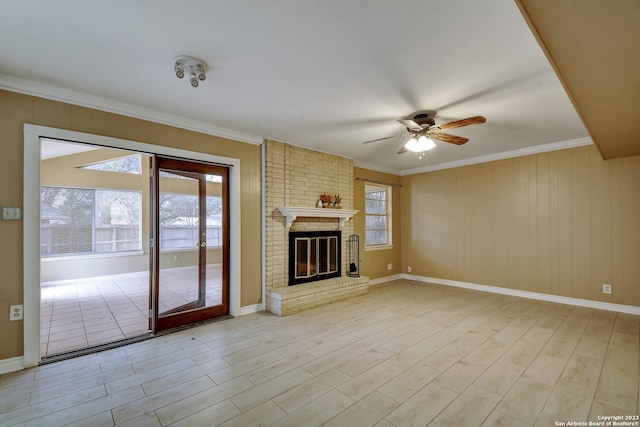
[[365, 243, 394, 251], [40, 250, 145, 262], [364, 183, 392, 250]]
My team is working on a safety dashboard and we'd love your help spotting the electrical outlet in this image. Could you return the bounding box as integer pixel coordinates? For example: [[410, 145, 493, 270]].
[[387, 263, 393, 271], [10, 305, 23, 321], [603, 284, 612, 294], [407, 266, 412, 273]]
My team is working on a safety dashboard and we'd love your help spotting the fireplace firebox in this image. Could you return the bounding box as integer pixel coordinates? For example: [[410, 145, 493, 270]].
[[289, 230, 341, 286]]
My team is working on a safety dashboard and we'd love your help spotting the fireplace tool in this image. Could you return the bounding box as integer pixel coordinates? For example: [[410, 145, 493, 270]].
[[348, 234, 360, 277]]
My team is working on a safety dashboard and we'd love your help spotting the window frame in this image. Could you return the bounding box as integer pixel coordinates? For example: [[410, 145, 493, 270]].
[[364, 183, 393, 250]]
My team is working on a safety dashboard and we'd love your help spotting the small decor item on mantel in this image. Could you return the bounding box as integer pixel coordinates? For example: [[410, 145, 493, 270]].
[[319, 193, 342, 209], [319, 193, 332, 206]]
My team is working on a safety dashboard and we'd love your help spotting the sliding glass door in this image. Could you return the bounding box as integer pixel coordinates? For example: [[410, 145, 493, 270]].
[[39, 139, 151, 358], [151, 156, 230, 332]]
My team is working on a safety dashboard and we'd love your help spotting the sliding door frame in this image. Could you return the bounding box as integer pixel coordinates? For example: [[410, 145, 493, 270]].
[[23, 124, 242, 368]]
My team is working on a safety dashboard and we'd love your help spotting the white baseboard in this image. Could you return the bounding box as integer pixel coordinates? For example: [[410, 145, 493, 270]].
[[368, 274, 403, 286], [0, 356, 25, 375], [402, 274, 640, 315], [240, 303, 264, 315]]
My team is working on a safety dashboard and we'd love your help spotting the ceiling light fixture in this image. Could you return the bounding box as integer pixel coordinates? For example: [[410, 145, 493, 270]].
[[405, 133, 436, 153], [174, 55, 208, 88]]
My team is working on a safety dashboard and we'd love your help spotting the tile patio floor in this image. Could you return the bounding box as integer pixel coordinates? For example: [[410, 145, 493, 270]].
[[40, 265, 222, 357]]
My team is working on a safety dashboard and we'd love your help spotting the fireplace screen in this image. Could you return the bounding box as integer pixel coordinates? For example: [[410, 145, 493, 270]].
[[289, 230, 341, 285]]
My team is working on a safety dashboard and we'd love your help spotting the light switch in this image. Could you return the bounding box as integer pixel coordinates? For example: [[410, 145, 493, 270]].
[[1, 207, 22, 221]]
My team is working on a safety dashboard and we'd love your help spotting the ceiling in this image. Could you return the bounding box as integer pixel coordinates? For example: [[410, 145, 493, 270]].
[[516, 0, 640, 161], [40, 138, 99, 160], [0, 1, 597, 174]]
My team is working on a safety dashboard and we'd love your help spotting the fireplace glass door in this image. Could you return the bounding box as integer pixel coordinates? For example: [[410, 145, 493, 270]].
[[296, 238, 317, 278], [318, 237, 337, 274], [289, 231, 341, 285]]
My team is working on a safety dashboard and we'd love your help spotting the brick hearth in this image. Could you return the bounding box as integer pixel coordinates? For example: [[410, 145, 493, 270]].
[[266, 276, 369, 316]]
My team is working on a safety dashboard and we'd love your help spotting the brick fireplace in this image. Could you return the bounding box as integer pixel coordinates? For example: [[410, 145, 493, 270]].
[[264, 140, 369, 316]]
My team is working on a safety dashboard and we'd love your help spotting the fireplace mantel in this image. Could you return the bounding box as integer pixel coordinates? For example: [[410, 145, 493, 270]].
[[277, 206, 359, 229]]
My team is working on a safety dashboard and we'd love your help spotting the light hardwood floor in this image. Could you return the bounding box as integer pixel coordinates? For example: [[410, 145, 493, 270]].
[[2, 279, 638, 426]]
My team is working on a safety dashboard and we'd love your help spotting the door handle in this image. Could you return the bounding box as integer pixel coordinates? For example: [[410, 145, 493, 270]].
[[200, 241, 207, 248]]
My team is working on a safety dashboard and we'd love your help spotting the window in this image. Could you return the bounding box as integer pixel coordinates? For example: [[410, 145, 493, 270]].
[[159, 192, 223, 250], [40, 186, 142, 257], [365, 183, 392, 249], [158, 171, 221, 182], [81, 154, 142, 174]]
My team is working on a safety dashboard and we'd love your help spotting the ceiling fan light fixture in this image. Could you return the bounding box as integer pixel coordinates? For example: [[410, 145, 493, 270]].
[[405, 134, 436, 152]]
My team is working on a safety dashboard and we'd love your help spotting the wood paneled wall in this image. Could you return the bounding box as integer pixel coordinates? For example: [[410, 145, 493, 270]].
[[400, 145, 640, 306]]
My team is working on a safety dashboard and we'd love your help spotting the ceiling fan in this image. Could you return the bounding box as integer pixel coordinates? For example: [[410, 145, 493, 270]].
[[363, 111, 486, 155]]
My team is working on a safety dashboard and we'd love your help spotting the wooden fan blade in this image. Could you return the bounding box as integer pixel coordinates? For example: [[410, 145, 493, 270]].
[[362, 134, 402, 144], [439, 116, 486, 130], [397, 145, 408, 154], [430, 131, 468, 145], [397, 119, 422, 131]]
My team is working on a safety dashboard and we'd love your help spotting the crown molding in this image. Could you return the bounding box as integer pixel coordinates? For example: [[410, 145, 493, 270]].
[[400, 137, 593, 176], [0, 73, 263, 145], [352, 160, 402, 176], [354, 137, 593, 177]]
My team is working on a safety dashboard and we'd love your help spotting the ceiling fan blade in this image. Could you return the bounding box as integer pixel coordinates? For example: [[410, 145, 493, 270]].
[[438, 116, 486, 130], [397, 145, 408, 154], [362, 134, 403, 144], [430, 131, 468, 145], [397, 118, 422, 131]]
